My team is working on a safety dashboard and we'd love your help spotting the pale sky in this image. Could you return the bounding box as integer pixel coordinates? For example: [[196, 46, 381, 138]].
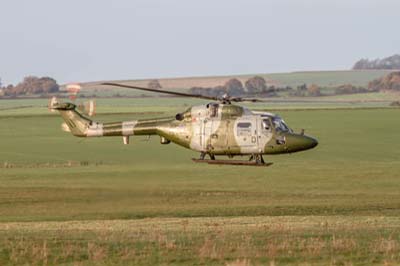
[[0, 0, 399, 85]]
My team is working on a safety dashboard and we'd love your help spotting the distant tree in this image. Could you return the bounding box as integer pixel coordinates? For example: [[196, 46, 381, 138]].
[[3, 84, 15, 96], [203, 88, 215, 97], [245, 76, 267, 94], [189, 87, 204, 96], [353, 59, 369, 70], [289, 83, 308, 97], [307, 84, 321, 96], [2, 76, 59, 96], [213, 85, 227, 97], [39, 77, 59, 93], [298, 84, 307, 91], [224, 78, 244, 96], [148, 79, 162, 89]]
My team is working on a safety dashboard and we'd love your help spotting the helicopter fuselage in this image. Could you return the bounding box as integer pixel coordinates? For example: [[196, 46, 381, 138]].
[[54, 102, 317, 157]]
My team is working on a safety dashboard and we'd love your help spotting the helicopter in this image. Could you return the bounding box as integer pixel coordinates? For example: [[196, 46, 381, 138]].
[[50, 82, 318, 166]]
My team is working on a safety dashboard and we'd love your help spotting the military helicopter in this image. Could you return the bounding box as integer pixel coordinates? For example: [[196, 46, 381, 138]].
[[50, 82, 318, 166]]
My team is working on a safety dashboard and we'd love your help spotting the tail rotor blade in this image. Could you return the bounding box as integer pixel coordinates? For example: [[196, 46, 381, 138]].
[[77, 100, 96, 117], [48, 96, 60, 112]]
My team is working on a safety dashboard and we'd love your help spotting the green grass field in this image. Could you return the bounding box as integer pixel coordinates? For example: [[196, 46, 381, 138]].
[[0, 98, 400, 265]]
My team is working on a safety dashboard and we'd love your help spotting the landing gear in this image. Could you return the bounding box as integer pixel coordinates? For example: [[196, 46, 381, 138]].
[[248, 154, 265, 164], [192, 153, 272, 167], [199, 152, 215, 160], [253, 154, 265, 164]]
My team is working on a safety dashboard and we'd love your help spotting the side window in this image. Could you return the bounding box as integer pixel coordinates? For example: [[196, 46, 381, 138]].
[[262, 119, 272, 132], [237, 122, 252, 136]]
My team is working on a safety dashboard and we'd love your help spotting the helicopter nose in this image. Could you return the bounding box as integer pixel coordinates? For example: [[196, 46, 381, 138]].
[[283, 134, 318, 152], [311, 138, 318, 148], [301, 135, 318, 150]]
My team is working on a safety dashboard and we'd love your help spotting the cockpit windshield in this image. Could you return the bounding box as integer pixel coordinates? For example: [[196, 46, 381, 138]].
[[272, 117, 291, 132]]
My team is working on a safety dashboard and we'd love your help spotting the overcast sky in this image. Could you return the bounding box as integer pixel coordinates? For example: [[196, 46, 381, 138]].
[[0, 0, 399, 85]]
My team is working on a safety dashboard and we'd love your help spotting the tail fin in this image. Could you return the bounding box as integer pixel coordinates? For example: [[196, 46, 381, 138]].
[[50, 100, 92, 137]]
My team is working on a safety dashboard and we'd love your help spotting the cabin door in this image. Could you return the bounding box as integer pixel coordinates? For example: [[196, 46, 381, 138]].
[[201, 119, 229, 152], [201, 119, 213, 151]]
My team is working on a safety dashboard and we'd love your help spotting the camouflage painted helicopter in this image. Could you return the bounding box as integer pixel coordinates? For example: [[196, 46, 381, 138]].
[[50, 82, 318, 166]]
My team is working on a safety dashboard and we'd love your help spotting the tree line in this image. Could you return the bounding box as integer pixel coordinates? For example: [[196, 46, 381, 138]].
[[2, 71, 399, 99], [188, 76, 370, 98], [189, 76, 293, 98], [353, 54, 400, 70]]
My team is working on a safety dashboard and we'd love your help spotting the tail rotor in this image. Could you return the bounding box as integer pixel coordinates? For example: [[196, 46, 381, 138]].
[[49, 83, 96, 117]]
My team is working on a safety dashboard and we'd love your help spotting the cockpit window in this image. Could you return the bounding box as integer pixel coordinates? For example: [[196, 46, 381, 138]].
[[262, 119, 272, 131], [272, 117, 291, 132]]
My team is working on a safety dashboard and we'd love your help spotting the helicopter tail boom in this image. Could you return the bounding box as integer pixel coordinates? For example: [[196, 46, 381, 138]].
[[51, 101, 160, 138]]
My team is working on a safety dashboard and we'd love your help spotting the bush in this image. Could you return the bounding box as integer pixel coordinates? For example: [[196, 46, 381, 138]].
[[368, 72, 400, 91], [390, 101, 400, 107], [307, 84, 322, 96], [334, 84, 371, 95]]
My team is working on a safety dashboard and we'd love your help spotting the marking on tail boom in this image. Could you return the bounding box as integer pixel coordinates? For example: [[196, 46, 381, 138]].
[[122, 121, 138, 136], [87, 123, 103, 137]]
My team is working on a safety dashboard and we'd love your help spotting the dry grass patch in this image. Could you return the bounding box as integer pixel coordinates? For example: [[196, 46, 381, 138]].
[[0, 216, 399, 265]]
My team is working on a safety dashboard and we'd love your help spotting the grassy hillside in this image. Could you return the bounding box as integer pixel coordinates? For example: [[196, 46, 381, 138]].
[[71, 70, 392, 96]]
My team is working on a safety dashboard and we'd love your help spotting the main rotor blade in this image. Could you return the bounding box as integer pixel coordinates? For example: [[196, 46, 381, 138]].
[[0, 105, 35, 111], [101, 82, 218, 101], [230, 97, 267, 103]]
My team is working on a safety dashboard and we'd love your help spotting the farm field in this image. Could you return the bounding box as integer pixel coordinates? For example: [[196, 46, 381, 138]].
[[0, 98, 399, 265]]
